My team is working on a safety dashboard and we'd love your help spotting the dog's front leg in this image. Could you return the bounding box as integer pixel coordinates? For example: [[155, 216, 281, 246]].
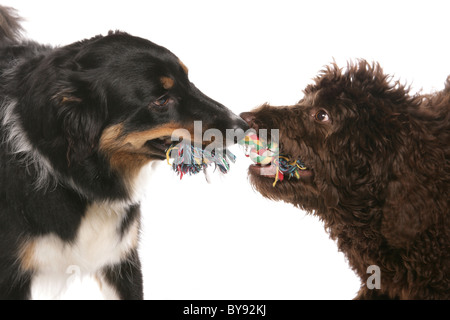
[[97, 249, 144, 300], [0, 271, 33, 300]]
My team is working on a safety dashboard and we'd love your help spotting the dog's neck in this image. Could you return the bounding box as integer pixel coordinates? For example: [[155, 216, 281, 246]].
[[1, 97, 58, 191]]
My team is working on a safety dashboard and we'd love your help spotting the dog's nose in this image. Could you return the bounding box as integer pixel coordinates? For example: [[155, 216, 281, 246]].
[[232, 116, 250, 131], [239, 112, 258, 131], [228, 116, 249, 144]]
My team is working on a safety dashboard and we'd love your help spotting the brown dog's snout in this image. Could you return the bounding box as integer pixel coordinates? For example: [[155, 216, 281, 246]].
[[239, 112, 255, 124]]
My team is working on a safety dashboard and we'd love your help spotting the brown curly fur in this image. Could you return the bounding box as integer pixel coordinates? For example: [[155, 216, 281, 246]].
[[244, 60, 449, 299]]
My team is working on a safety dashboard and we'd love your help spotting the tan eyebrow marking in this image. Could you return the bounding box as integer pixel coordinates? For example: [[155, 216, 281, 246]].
[[160, 76, 175, 90]]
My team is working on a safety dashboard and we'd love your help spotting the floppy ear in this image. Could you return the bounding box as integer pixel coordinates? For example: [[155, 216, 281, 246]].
[[319, 161, 340, 209], [321, 111, 392, 212], [381, 115, 443, 248], [54, 74, 107, 166], [323, 185, 339, 208]]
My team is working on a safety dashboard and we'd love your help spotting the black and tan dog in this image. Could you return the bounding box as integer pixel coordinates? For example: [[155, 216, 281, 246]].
[[0, 6, 247, 299]]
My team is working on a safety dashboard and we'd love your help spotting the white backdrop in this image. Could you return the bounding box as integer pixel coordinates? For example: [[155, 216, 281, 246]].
[[3, 0, 449, 299]]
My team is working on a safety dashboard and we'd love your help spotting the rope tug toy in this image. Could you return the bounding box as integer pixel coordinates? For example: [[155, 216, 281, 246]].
[[241, 133, 308, 187], [165, 135, 307, 186], [166, 142, 236, 179]]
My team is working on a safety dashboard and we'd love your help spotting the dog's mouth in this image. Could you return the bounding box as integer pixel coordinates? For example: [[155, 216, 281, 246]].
[[249, 162, 313, 179], [243, 134, 313, 186], [248, 156, 314, 186], [144, 136, 174, 159]]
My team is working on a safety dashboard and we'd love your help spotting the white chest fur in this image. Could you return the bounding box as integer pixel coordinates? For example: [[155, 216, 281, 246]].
[[25, 201, 140, 299]]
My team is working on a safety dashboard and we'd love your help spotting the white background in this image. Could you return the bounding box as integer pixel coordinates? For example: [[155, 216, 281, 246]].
[[3, 0, 449, 299]]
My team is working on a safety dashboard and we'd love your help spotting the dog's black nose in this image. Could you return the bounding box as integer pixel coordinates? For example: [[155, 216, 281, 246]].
[[229, 116, 249, 144], [239, 112, 258, 131], [223, 114, 249, 145], [232, 116, 250, 132]]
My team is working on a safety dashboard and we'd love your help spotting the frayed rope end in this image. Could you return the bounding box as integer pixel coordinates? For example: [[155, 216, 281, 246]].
[[166, 142, 236, 179]]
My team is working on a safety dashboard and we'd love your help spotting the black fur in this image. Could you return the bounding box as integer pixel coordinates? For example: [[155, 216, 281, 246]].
[[101, 249, 144, 300], [0, 6, 248, 299]]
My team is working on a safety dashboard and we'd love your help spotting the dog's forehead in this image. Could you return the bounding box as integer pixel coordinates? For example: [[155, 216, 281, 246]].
[[302, 84, 349, 111], [301, 90, 320, 106], [95, 33, 187, 72]]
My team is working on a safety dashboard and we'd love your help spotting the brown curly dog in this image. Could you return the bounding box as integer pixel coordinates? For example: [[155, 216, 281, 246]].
[[241, 60, 449, 299]]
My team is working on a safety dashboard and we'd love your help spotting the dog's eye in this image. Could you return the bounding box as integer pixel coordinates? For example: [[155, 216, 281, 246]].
[[153, 95, 171, 107], [314, 110, 330, 122]]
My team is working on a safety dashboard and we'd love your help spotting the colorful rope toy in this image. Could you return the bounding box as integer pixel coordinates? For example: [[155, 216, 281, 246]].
[[240, 133, 308, 187], [166, 142, 236, 179]]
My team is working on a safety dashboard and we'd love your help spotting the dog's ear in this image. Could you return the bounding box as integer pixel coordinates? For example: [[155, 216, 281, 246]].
[[382, 179, 429, 248], [323, 185, 339, 209], [319, 162, 340, 209], [381, 115, 443, 248], [54, 73, 107, 166]]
